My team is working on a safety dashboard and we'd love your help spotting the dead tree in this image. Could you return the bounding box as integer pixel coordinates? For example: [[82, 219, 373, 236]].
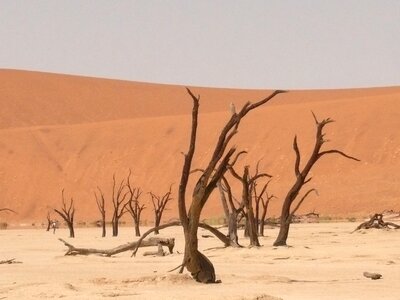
[[353, 214, 400, 232], [111, 173, 129, 237], [273, 113, 359, 246], [253, 180, 275, 236], [54, 189, 76, 238], [94, 187, 106, 237], [230, 165, 271, 246], [149, 185, 173, 235], [177, 88, 286, 282], [126, 170, 145, 237]]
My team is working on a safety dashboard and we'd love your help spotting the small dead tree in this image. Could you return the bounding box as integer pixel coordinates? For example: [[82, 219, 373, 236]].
[[126, 170, 145, 237], [54, 189, 76, 238], [94, 187, 106, 237], [230, 165, 271, 247], [149, 185, 173, 235], [253, 180, 275, 236], [273, 113, 359, 246], [110, 173, 129, 237]]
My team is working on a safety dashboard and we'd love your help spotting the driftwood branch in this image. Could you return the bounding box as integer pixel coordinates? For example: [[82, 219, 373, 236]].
[[58, 237, 175, 256]]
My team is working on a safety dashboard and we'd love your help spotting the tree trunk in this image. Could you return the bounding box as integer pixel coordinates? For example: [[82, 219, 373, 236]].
[[101, 220, 106, 238], [46, 220, 51, 231], [247, 207, 260, 246], [67, 222, 75, 238], [259, 200, 270, 236], [273, 183, 299, 246], [244, 219, 249, 237], [154, 217, 160, 235], [228, 212, 240, 247], [134, 221, 141, 237], [112, 217, 119, 237], [184, 229, 216, 283], [273, 213, 290, 246]]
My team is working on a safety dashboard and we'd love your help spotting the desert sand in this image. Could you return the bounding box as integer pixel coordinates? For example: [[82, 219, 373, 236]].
[[1, 69, 400, 226], [1, 222, 399, 300]]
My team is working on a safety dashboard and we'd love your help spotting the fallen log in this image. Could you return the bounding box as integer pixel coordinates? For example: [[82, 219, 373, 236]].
[[352, 213, 400, 232], [59, 237, 175, 256], [0, 258, 22, 264]]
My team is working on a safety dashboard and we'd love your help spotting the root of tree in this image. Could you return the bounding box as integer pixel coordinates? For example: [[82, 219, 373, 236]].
[[58, 237, 175, 256], [353, 213, 400, 232]]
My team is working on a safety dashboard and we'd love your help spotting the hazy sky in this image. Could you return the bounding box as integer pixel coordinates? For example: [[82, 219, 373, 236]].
[[1, 1, 399, 89]]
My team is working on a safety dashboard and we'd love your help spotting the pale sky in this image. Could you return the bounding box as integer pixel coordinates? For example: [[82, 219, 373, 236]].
[[1, 1, 399, 89]]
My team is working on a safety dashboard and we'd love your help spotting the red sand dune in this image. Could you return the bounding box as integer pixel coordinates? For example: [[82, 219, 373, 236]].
[[1, 69, 399, 226]]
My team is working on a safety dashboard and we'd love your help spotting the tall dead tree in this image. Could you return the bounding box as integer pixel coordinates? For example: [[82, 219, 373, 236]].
[[111, 173, 129, 237], [177, 88, 286, 283], [230, 165, 271, 246], [150, 185, 173, 235], [54, 189, 75, 238], [126, 170, 145, 237], [273, 113, 359, 246], [94, 187, 106, 237]]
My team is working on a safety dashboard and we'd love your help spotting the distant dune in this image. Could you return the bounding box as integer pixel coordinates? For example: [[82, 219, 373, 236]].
[[1, 69, 399, 226]]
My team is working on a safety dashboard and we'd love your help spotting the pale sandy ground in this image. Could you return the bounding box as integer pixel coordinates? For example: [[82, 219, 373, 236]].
[[1, 222, 399, 300]]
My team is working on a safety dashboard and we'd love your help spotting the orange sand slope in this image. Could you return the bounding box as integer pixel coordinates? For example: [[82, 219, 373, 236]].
[[0, 69, 399, 225]]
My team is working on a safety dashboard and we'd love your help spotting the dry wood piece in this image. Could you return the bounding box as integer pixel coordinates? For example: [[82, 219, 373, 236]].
[[353, 214, 400, 232], [363, 272, 382, 280], [0, 258, 22, 264], [58, 237, 175, 256]]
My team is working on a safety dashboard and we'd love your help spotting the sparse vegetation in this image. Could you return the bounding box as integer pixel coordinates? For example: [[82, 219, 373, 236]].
[[54, 189, 76, 238]]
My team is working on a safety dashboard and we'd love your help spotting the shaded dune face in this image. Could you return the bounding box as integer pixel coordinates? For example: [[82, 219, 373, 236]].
[[0, 69, 400, 225]]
